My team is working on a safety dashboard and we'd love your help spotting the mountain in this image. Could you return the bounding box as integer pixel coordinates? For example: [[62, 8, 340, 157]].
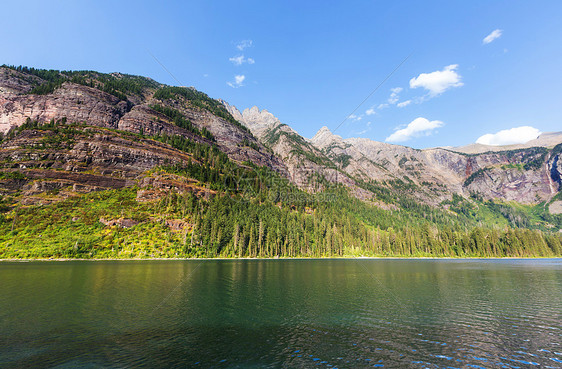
[[226, 104, 562, 207], [446, 132, 562, 154], [224, 103, 370, 198], [0, 66, 285, 173], [311, 126, 561, 205], [1, 65, 561, 259]]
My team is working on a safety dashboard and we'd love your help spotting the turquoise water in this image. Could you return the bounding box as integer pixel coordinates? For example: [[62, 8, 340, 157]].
[[0, 259, 561, 368]]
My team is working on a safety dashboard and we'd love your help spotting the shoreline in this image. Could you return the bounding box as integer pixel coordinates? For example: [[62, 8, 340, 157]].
[[1, 256, 560, 262]]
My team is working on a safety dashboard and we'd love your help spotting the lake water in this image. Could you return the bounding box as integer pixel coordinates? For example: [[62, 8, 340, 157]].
[[0, 259, 561, 368]]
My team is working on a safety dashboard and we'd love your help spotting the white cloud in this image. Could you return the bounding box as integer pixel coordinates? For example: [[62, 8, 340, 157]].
[[348, 114, 362, 121], [483, 29, 503, 44], [397, 100, 411, 108], [353, 123, 372, 136], [388, 87, 402, 104], [229, 55, 255, 66], [236, 40, 253, 50], [365, 107, 376, 116], [227, 74, 246, 88], [409, 65, 463, 96], [475, 126, 541, 146], [385, 117, 444, 143], [378, 103, 389, 109]]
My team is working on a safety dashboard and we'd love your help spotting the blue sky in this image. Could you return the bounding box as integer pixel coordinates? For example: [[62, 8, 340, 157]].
[[1, 0, 561, 148]]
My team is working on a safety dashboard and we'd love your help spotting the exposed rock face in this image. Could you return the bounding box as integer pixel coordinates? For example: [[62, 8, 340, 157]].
[[0, 126, 199, 204], [0, 82, 130, 133], [0, 68, 41, 94], [0, 67, 286, 177], [550, 201, 562, 214], [225, 105, 370, 198], [550, 150, 562, 190], [311, 126, 561, 204], [229, 102, 562, 205], [224, 103, 282, 138], [1, 65, 560, 209]]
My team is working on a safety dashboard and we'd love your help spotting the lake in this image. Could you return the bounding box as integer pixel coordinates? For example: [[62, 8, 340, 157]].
[[0, 259, 561, 368]]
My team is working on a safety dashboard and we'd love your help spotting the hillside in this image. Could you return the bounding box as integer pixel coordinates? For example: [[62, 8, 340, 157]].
[[0, 65, 561, 258], [228, 104, 562, 208]]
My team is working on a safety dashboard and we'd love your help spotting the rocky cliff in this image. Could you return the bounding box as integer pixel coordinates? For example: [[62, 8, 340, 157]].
[[0, 66, 290, 206], [228, 102, 561, 207], [1, 65, 561, 214], [311, 127, 561, 205], [224, 103, 371, 198], [0, 67, 286, 175]]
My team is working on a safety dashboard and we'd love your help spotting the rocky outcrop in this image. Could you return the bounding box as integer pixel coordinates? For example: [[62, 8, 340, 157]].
[[0, 67, 287, 177], [0, 68, 42, 94], [226, 105, 371, 198], [0, 82, 131, 133], [0, 125, 201, 205], [311, 126, 560, 204], [233, 103, 562, 205], [2, 65, 560, 208]]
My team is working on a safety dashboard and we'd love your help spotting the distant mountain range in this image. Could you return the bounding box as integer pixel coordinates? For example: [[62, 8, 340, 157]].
[[226, 104, 562, 208], [443, 131, 562, 154]]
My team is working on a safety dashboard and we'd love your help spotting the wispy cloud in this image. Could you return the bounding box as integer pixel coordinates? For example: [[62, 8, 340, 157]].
[[386, 117, 444, 143], [365, 107, 376, 116], [397, 100, 411, 108], [476, 126, 540, 146], [409, 65, 463, 96], [236, 40, 253, 50], [227, 74, 246, 88], [352, 122, 372, 136], [375, 87, 404, 110], [388, 87, 402, 104], [229, 55, 255, 66], [356, 127, 371, 135], [348, 114, 363, 121], [483, 29, 503, 45]]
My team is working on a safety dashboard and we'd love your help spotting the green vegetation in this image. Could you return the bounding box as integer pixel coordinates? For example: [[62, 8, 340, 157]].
[[150, 104, 214, 140], [239, 138, 260, 151], [1, 182, 560, 258], [1, 121, 561, 259], [2, 65, 159, 100], [333, 154, 352, 169], [501, 163, 525, 171], [0, 172, 26, 180], [1, 65, 561, 259], [3, 118, 92, 150], [153, 86, 249, 132], [464, 167, 491, 186]]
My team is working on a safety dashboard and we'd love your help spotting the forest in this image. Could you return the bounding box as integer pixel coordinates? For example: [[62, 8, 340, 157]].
[[1, 65, 561, 259], [1, 121, 561, 259]]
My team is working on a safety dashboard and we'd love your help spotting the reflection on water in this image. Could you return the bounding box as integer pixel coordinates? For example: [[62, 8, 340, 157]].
[[0, 259, 561, 368]]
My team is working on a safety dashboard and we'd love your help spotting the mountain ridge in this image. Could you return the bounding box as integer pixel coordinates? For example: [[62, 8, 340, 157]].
[[228, 104, 561, 206], [1, 65, 561, 259]]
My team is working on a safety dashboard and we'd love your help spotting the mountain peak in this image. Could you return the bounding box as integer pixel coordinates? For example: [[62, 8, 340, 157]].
[[311, 126, 342, 148]]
